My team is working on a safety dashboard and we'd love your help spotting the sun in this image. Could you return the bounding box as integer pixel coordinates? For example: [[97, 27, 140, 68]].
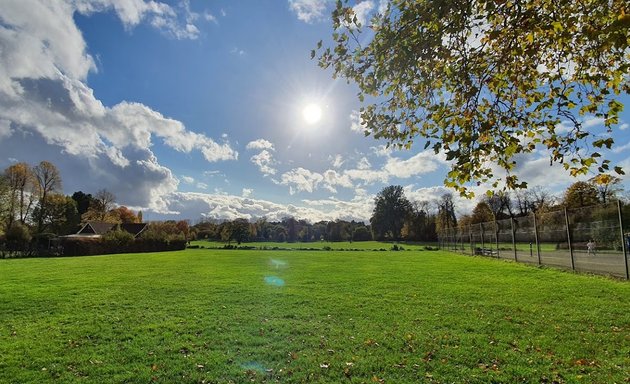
[[302, 103, 322, 125]]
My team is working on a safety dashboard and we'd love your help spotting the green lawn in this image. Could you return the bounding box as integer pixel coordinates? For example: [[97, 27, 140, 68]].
[[0, 249, 628, 383]]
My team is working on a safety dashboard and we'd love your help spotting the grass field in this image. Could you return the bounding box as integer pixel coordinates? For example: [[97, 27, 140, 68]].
[[1, 248, 628, 383]]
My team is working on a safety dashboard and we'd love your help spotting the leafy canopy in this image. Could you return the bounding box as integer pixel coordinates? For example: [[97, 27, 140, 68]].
[[370, 185, 413, 241], [316, 0, 629, 196]]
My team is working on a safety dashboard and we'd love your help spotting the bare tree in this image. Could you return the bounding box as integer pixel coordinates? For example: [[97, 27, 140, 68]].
[[483, 191, 514, 219], [84, 189, 117, 221], [530, 186, 557, 212], [33, 161, 62, 233], [3, 162, 37, 228], [589, 175, 623, 204]]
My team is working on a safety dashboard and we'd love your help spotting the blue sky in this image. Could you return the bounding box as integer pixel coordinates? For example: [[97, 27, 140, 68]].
[[1, 0, 629, 223]]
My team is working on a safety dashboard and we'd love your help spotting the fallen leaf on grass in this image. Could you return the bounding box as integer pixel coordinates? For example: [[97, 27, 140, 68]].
[[574, 359, 598, 367]]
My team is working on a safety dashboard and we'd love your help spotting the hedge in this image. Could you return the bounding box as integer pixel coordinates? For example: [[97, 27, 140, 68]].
[[59, 237, 187, 257]]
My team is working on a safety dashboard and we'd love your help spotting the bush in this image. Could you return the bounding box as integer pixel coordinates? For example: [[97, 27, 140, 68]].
[[5, 223, 32, 252], [103, 227, 134, 247]]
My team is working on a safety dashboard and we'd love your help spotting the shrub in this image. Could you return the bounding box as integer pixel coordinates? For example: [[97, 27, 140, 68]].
[[102, 227, 134, 247], [5, 223, 32, 252]]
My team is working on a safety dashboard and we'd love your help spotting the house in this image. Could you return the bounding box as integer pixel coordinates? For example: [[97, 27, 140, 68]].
[[65, 221, 148, 238]]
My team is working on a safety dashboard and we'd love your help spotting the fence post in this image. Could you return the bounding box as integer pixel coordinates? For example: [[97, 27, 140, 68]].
[[495, 220, 500, 258], [511, 217, 518, 262], [480, 223, 484, 253], [533, 211, 541, 266], [469, 226, 473, 256], [564, 207, 575, 271], [618, 200, 629, 280]]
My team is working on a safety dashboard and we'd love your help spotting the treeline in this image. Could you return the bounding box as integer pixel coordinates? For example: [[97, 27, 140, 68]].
[[456, 177, 627, 228], [192, 185, 440, 244], [192, 218, 376, 244], [0, 161, 189, 257]]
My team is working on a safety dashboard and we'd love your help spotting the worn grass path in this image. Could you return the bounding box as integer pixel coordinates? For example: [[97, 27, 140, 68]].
[[0, 249, 628, 383]]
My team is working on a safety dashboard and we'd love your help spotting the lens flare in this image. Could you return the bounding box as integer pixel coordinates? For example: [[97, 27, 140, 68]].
[[264, 276, 285, 287]]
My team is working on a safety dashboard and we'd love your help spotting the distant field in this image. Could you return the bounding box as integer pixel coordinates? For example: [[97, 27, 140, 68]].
[[1, 249, 628, 383], [191, 240, 436, 251]]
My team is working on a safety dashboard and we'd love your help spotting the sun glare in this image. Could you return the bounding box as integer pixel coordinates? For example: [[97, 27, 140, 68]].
[[302, 103, 322, 125]]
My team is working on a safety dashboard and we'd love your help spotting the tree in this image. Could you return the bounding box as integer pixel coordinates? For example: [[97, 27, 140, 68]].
[[436, 193, 457, 235], [109, 206, 140, 224], [0, 175, 9, 234], [140, 221, 186, 242], [483, 191, 513, 220], [563, 181, 599, 208], [589, 175, 623, 204], [471, 201, 495, 224], [83, 189, 116, 222], [33, 161, 62, 233], [31, 193, 79, 235], [71, 191, 96, 216], [529, 186, 557, 212], [352, 225, 372, 241], [401, 201, 437, 241], [370, 185, 413, 241], [94, 189, 116, 216], [316, 0, 628, 196], [221, 219, 251, 245], [3, 163, 37, 228]]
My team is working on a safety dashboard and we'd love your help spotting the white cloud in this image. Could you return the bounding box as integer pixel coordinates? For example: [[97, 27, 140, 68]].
[[163, 191, 374, 223], [351, 1, 374, 26], [371, 145, 392, 157], [344, 168, 388, 185], [203, 11, 218, 23], [619, 123, 628, 130], [349, 109, 367, 133], [383, 151, 439, 178], [330, 154, 344, 168], [247, 139, 278, 175], [612, 141, 630, 154], [74, 0, 214, 40], [279, 167, 324, 195], [356, 156, 371, 170], [250, 150, 277, 176], [246, 139, 275, 151], [196, 182, 208, 190], [583, 116, 605, 129], [181, 175, 195, 184], [322, 170, 353, 193], [274, 149, 444, 195], [0, 119, 12, 139], [377, 0, 389, 15], [288, 0, 329, 23]]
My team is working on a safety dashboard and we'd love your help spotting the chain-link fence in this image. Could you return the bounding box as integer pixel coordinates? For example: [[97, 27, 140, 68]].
[[438, 201, 630, 279]]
